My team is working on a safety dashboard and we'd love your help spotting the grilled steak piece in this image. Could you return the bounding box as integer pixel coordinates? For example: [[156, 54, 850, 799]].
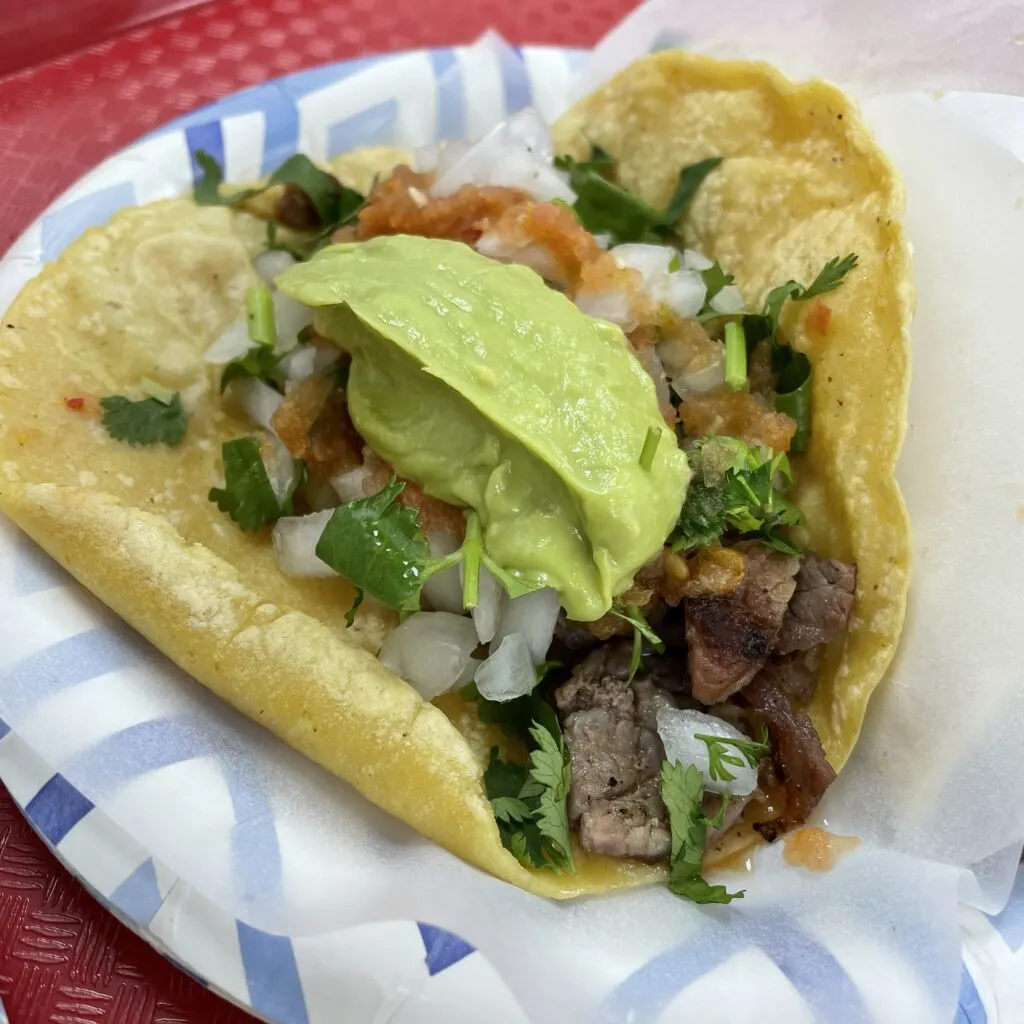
[[776, 554, 856, 654], [554, 644, 684, 860], [755, 649, 821, 703], [685, 543, 800, 704], [745, 672, 836, 841]]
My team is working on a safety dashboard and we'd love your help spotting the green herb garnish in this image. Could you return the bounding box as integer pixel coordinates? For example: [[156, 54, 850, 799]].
[[208, 436, 295, 531], [639, 426, 662, 472], [245, 283, 277, 349], [483, 712, 575, 873], [660, 760, 744, 904], [220, 345, 282, 394], [194, 150, 365, 237], [694, 727, 771, 783], [723, 321, 747, 391], [139, 377, 176, 406], [461, 511, 483, 610], [699, 262, 735, 307], [610, 602, 664, 682], [344, 587, 364, 628], [554, 149, 721, 246], [671, 437, 804, 554], [100, 392, 187, 447], [315, 478, 431, 613]]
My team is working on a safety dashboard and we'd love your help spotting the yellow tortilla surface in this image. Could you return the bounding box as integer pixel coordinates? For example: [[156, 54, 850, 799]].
[[0, 51, 911, 897]]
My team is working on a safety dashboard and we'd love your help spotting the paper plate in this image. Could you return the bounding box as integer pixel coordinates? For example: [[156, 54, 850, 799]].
[[0, 39, 1022, 1024]]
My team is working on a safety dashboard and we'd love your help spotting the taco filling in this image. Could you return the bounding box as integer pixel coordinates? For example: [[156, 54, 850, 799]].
[[170, 108, 861, 904], [0, 51, 910, 906]]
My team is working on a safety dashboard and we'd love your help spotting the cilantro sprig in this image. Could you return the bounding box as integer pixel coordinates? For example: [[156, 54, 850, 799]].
[[695, 727, 771, 784], [208, 436, 300, 531], [100, 391, 188, 447], [484, 704, 575, 873], [554, 147, 721, 246], [194, 150, 365, 239], [610, 602, 664, 682], [660, 760, 744, 904], [671, 436, 804, 555]]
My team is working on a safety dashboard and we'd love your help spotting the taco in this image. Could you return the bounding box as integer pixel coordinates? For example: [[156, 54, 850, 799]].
[[0, 51, 911, 902]]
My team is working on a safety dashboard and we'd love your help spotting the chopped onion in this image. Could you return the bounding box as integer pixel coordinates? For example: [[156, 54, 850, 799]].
[[253, 249, 296, 285], [278, 345, 317, 382], [491, 587, 559, 663], [205, 321, 256, 365], [611, 243, 675, 281], [330, 465, 367, 503], [669, 356, 725, 398], [430, 110, 574, 205], [710, 284, 744, 315], [635, 344, 672, 412], [683, 248, 714, 271], [475, 233, 562, 282], [235, 377, 284, 432], [273, 293, 314, 355], [666, 270, 707, 319], [656, 707, 759, 797], [423, 533, 463, 614], [574, 288, 635, 331], [475, 632, 536, 702], [592, 233, 612, 250], [379, 611, 479, 700], [313, 346, 341, 373], [463, 562, 504, 644], [265, 436, 298, 504], [272, 510, 336, 578], [413, 143, 440, 173], [301, 475, 341, 512]]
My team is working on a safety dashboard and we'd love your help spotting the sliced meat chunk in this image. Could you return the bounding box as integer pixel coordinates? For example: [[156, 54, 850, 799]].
[[685, 543, 800, 704], [554, 643, 679, 861], [755, 649, 821, 704], [745, 673, 836, 841], [776, 554, 857, 654]]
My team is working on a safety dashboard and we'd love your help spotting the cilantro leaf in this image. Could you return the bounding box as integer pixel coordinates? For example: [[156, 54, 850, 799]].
[[662, 157, 722, 225], [100, 393, 187, 447], [761, 254, 858, 334], [480, 551, 542, 599], [610, 603, 664, 683], [695, 728, 771, 783], [208, 436, 286, 531], [527, 718, 575, 872], [671, 437, 804, 553], [193, 150, 365, 236], [555, 148, 720, 245], [220, 344, 283, 393], [344, 587, 364, 629], [771, 344, 812, 453], [661, 760, 744, 905], [315, 479, 431, 613]]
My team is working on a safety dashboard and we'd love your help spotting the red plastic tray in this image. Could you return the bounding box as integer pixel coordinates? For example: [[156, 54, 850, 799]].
[[0, 0, 634, 1018]]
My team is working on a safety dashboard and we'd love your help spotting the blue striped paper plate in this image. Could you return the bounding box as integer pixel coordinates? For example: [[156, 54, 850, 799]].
[[0, 41, 1020, 1024]]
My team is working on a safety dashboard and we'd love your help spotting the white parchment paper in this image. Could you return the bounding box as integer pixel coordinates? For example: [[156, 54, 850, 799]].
[[1, 5, 1023, 1021]]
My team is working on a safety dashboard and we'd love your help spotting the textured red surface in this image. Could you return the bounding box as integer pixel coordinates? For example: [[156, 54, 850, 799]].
[[0, 1, 634, 1019]]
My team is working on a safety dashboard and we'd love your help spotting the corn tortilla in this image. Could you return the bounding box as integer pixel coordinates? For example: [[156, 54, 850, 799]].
[[0, 51, 911, 895]]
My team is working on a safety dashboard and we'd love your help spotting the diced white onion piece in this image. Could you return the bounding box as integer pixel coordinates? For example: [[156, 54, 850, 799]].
[[413, 143, 440, 173], [491, 587, 559, 663], [430, 110, 575, 204], [253, 249, 296, 285], [272, 510, 336, 578], [475, 233, 563, 282], [278, 345, 317, 382], [592, 233, 612, 250], [330, 465, 367, 503], [464, 562, 504, 644], [273, 293, 314, 355], [666, 270, 707, 319], [611, 242, 675, 281], [265, 436, 298, 505], [379, 611, 480, 700], [313, 346, 341, 373], [656, 707, 759, 797], [205, 321, 256, 365], [669, 356, 726, 398], [574, 288, 635, 331], [710, 284, 744, 314], [422, 532, 464, 614], [683, 248, 714, 271], [475, 632, 537, 702], [635, 344, 671, 411], [235, 377, 284, 433], [434, 139, 472, 177]]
